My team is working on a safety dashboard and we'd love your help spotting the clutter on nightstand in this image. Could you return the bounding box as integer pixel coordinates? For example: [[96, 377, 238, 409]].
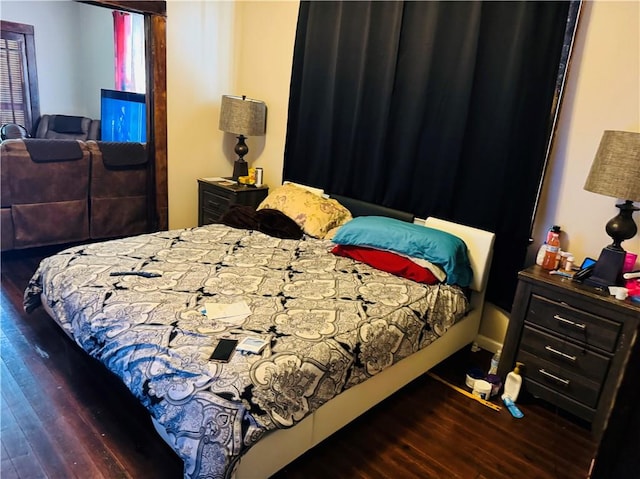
[[622, 270, 640, 299]]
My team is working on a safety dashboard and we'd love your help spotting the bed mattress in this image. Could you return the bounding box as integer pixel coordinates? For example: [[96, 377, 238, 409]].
[[24, 224, 469, 478]]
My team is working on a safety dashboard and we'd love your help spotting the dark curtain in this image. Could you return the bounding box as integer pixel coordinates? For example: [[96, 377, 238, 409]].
[[284, 1, 571, 310]]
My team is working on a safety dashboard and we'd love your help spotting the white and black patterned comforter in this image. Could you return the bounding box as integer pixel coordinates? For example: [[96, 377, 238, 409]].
[[24, 224, 469, 478]]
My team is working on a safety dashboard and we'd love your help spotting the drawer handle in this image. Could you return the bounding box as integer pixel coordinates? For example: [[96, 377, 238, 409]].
[[544, 345, 577, 362], [554, 314, 586, 330], [539, 368, 570, 386], [206, 199, 222, 208]]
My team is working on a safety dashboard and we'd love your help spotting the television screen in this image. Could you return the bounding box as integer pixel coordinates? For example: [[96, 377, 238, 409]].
[[100, 89, 146, 142]]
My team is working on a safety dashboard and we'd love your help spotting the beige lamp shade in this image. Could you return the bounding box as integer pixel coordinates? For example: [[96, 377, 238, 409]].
[[584, 130, 640, 202], [218, 95, 266, 137], [581, 130, 640, 289]]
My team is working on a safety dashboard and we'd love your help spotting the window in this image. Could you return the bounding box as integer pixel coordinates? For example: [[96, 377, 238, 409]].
[[113, 11, 146, 93], [0, 20, 40, 133]]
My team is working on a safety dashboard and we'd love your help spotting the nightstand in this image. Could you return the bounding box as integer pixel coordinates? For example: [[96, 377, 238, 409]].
[[499, 265, 640, 440], [198, 178, 269, 226]]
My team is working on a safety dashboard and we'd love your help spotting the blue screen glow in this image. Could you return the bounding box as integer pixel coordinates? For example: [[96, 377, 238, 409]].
[[100, 89, 146, 142]]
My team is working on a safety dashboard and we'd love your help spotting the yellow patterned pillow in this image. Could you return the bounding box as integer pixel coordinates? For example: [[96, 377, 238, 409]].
[[257, 183, 352, 238]]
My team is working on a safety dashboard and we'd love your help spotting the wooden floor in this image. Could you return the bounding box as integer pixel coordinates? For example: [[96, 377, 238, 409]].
[[1, 247, 597, 479]]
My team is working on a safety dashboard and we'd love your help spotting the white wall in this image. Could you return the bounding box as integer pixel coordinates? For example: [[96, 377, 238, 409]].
[[166, 1, 237, 230], [76, 3, 115, 120], [0, 0, 113, 120], [233, 1, 299, 193], [166, 0, 298, 229], [2, 0, 82, 115]]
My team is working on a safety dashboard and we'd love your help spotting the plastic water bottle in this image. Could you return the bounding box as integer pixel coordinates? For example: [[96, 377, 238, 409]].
[[536, 225, 562, 266], [546, 225, 562, 245], [542, 229, 561, 270], [489, 348, 501, 375]]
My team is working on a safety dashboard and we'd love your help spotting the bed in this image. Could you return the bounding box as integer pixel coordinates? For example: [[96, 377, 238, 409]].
[[24, 184, 494, 479]]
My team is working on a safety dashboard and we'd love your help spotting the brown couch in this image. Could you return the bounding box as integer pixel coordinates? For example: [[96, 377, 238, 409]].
[[87, 141, 150, 240], [35, 114, 101, 140], [1, 114, 101, 141], [1, 138, 151, 251]]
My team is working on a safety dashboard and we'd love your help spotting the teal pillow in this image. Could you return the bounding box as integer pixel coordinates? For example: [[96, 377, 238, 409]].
[[332, 216, 473, 287]]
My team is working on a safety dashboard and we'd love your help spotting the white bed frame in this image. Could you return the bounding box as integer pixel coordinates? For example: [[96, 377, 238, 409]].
[[230, 217, 495, 478], [42, 216, 494, 478]]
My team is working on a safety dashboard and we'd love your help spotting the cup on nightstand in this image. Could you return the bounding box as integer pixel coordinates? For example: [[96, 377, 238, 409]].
[[615, 288, 629, 300]]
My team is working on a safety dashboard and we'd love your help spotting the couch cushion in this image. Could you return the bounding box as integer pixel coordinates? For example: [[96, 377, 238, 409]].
[[12, 200, 89, 249], [35, 114, 94, 140], [52, 115, 85, 133], [23, 139, 84, 162], [90, 196, 148, 240], [88, 141, 150, 240], [0, 139, 90, 205], [94, 141, 147, 167], [88, 141, 148, 198]]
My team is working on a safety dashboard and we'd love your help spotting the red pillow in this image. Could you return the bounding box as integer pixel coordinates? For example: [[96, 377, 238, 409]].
[[331, 244, 440, 284]]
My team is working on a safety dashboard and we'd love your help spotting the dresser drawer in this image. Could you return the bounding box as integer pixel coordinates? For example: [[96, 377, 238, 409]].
[[500, 265, 640, 440], [201, 189, 231, 216], [526, 294, 621, 352], [523, 379, 596, 423], [520, 326, 610, 384], [201, 208, 222, 225], [198, 179, 269, 227], [518, 349, 602, 408]]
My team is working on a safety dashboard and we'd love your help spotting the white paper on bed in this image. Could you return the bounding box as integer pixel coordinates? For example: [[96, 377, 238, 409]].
[[204, 301, 252, 324]]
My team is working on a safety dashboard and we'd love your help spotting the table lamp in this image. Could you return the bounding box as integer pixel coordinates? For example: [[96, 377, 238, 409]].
[[218, 95, 267, 180], [583, 130, 640, 288]]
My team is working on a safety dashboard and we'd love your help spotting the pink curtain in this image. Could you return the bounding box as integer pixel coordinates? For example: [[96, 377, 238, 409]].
[[113, 11, 132, 91]]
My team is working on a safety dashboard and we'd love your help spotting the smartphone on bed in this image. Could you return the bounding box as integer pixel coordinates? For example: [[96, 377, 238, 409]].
[[210, 339, 238, 362]]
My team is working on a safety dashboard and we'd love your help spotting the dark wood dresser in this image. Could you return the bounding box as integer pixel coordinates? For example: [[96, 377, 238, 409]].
[[198, 178, 268, 226], [499, 265, 640, 440]]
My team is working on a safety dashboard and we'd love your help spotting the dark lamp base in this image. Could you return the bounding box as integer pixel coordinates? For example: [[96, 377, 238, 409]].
[[606, 200, 639, 249], [584, 245, 626, 289], [232, 159, 248, 181]]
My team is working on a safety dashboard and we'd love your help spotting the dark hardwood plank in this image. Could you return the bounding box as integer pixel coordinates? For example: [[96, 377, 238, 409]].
[[1, 248, 597, 479], [1, 397, 46, 479], [1, 360, 79, 478], [1, 248, 184, 479], [1, 292, 131, 478], [273, 344, 596, 479]]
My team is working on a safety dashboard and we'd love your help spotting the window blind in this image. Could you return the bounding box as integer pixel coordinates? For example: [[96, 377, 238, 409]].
[[0, 37, 27, 126], [0, 21, 39, 133]]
